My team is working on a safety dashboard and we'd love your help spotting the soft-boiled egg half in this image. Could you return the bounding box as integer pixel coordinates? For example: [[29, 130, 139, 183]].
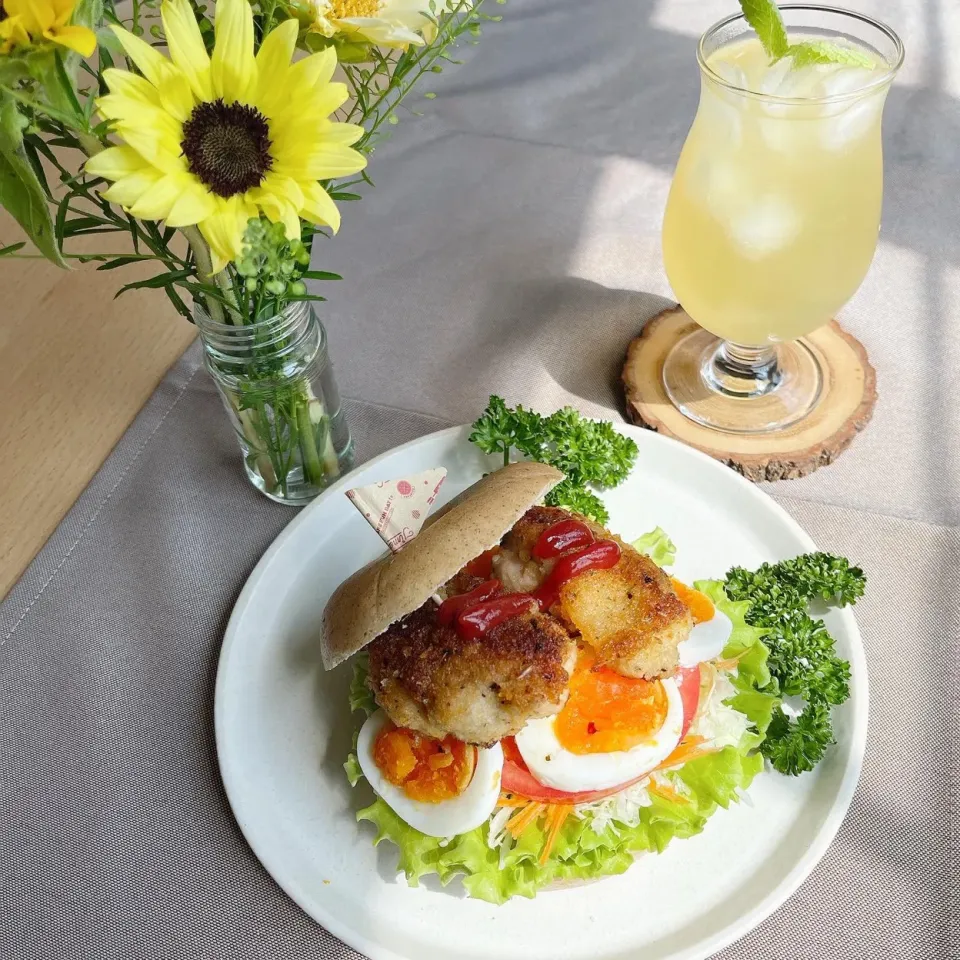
[[672, 579, 733, 668], [678, 609, 733, 667], [514, 651, 686, 792], [357, 710, 503, 837]]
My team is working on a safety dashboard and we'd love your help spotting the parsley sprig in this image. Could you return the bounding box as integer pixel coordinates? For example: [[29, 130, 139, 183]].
[[723, 553, 865, 776], [468, 396, 638, 524]]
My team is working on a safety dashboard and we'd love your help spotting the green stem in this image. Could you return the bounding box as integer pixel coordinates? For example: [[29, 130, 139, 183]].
[[180, 225, 226, 324], [296, 397, 325, 486]]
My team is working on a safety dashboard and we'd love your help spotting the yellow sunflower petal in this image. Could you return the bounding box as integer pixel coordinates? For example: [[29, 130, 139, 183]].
[[211, 0, 255, 103], [300, 182, 341, 233], [109, 25, 170, 88], [321, 122, 365, 146], [106, 25, 195, 122], [253, 18, 297, 116], [114, 122, 186, 176], [102, 168, 165, 208], [102, 68, 163, 106], [257, 197, 301, 243], [287, 46, 337, 91], [164, 181, 218, 228], [161, 0, 213, 102], [199, 196, 252, 273], [47, 24, 97, 56], [254, 172, 305, 209], [128, 174, 191, 221], [84, 145, 148, 182], [274, 142, 367, 180]]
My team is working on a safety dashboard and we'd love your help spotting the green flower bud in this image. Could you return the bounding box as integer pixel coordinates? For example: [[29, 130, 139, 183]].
[[266, 279, 286, 296], [289, 281, 307, 297]]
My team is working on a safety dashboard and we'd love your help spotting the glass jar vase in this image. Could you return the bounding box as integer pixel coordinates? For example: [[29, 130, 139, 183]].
[[196, 302, 353, 505]]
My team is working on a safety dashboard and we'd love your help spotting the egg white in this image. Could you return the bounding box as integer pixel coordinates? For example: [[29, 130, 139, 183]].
[[514, 677, 685, 792], [357, 710, 503, 838], [677, 610, 733, 667]]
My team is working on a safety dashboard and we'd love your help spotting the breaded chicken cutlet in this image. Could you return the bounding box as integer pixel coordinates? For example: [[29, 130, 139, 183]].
[[367, 600, 577, 747], [499, 505, 693, 680]]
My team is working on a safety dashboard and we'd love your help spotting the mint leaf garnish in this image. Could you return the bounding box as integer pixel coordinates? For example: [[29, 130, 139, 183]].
[[786, 40, 877, 69], [739, 0, 789, 59], [739, 1, 878, 69]]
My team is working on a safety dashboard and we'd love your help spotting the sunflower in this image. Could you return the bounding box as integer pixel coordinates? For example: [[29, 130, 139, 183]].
[[85, 0, 366, 272], [307, 0, 464, 48], [0, 0, 97, 56]]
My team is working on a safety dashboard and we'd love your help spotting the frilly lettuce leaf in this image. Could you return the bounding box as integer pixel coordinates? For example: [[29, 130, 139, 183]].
[[631, 526, 677, 567], [349, 652, 376, 715], [345, 578, 776, 903]]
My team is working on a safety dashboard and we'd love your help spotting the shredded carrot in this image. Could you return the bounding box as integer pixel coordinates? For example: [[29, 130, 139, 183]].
[[496, 793, 530, 808], [646, 779, 688, 804], [539, 804, 572, 865], [506, 801, 545, 838], [654, 735, 714, 771]]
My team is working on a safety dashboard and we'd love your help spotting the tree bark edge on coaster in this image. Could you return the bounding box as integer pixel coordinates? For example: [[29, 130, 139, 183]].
[[621, 305, 877, 482]]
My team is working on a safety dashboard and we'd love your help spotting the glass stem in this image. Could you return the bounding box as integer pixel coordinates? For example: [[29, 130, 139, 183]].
[[707, 340, 782, 398]]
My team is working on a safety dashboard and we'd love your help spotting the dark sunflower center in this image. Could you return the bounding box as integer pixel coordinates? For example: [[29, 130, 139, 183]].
[[180, 99, 273, 198]]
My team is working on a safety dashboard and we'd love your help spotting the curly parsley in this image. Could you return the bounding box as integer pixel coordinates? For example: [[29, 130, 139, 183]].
[[723, 552, 865, 776], [468, 396, 638, 524]]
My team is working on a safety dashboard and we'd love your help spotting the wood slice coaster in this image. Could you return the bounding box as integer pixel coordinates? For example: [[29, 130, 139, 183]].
[[622, 305, 877, 482]]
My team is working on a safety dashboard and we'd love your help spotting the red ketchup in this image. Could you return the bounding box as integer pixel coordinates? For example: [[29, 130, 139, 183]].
[[531, 519, 595, 560], [534, 539, 622, 611], [456, 595, 537, 641], [437, 579, 502, 626]]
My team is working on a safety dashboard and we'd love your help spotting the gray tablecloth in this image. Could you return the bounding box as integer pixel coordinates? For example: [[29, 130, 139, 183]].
[[2, 1, 957, 957]]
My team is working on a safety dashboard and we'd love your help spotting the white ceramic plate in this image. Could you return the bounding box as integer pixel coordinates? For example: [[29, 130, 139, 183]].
[[215, 425, 867, 960]]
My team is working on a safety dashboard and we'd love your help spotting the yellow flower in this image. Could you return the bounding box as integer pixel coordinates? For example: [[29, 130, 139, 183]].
[[308, 0, 466, 48], [0, 0, 97, 56], [85, 0, 367, 272]]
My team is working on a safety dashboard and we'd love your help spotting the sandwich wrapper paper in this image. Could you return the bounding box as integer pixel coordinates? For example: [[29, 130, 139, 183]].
[[346, 468, 447, 553]]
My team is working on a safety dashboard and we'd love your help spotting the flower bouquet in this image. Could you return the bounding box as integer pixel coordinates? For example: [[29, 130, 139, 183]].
[[0, 0, 498, 502]]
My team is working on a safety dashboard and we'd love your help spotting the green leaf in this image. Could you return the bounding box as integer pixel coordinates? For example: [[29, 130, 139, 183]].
[[300, 270, 343, 281], [0, 241, 26, 256], [115, 268, 195, 297], [349, 654, 377, 715], [739, 0, 789, 59], [0, 93, 66, 268], [631, 527, 677, 567], [96, 256, 153, 271], [787, 40, 877, 70]]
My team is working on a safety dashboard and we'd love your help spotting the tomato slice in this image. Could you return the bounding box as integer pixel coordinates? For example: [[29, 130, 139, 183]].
[[500, 665, 702, 805]]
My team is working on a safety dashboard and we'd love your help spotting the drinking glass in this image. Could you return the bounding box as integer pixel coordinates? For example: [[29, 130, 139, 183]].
[[661, 5, 903, 433]]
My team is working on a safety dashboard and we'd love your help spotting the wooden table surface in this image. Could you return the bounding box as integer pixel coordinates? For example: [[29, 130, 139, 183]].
[[0, 212, 196, 600]]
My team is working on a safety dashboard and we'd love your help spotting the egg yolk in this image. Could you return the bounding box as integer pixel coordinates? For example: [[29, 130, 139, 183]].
[[373, 723, 476, 803], [554, 650, 669, 755], [671, 578, 715, 623]]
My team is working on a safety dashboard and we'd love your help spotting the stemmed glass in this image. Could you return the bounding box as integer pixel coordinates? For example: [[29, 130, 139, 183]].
[[661, 6, 904, 434]]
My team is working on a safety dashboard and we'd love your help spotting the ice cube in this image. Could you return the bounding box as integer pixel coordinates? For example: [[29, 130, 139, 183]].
[[700, 64, 747, 147], [819, 89, 885, 150], [726, 194, 801, 259], [699, 160, 752, 225], [711, 61, 749, 91]]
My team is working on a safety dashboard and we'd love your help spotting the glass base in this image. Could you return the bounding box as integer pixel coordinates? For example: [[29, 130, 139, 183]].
[[244, 437, 354, 506], [662, 329, 823, 434]]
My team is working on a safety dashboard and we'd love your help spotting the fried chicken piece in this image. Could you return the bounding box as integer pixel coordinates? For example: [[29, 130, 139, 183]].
[[558, 546, 692, 679], [367, 601, 576, 747]]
